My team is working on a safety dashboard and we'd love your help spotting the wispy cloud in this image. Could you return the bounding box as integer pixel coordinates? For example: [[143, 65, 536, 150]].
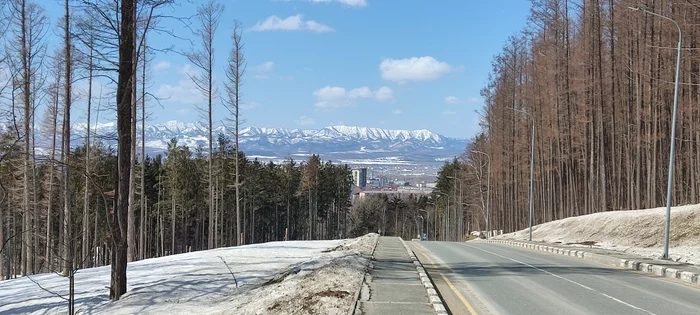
[[254, 61, 275, 79], [467, 97, 481, 104], [154, 65, 205, 105], [250, 15, 334, 33], [241, 102, 261, 110], [443, 109, 457, 115], [296, 115, 315, 126], [444, 96, 461, 105], [380, 56, 453, 84], [153, 60, 172, 72], [392, 109, 402, 115], [310, 0, 367, 7], [312, 85, 394, 109]]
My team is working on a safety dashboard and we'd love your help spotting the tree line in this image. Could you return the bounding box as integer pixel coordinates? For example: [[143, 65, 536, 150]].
[[430, 0, 700, 239]]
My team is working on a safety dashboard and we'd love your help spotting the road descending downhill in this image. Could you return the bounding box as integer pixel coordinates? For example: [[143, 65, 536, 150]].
[[410, 241, 700, 315]]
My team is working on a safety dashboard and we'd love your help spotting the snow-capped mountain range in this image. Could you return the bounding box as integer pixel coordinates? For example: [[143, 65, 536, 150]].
[[67, 121, 467, 163]]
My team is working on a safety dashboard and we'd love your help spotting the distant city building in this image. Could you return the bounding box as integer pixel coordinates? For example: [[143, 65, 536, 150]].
[[352, 168, 368, 188]]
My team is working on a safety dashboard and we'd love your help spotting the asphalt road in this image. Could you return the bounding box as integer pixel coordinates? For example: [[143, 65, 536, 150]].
[[410, 241, 700, 315]]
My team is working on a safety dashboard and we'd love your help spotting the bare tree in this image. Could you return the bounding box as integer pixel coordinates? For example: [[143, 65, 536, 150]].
[[61, 0, 73, 287], [223, 20, 245, 246], [7, 0, 48, 277], [81, 14, 96, 269], [40, 50, 62, 273], [185, 0, 224, 249], [110, 0, 136, 300], [138, 32, 148, 260], [127, 1, 137, 262]]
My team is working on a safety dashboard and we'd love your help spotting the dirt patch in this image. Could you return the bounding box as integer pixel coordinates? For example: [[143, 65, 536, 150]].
[[565, 241, 597, 246], [309, 290, 350, 299]]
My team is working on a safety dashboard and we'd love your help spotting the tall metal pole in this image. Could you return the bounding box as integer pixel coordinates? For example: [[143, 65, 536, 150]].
[[509, 108, 535, 241], [447, 176, 464, 241], [629, 7, 682, 260], [419, 215, 424, 240], [435, 191, 450, 241], [471, 151, 491, 238]]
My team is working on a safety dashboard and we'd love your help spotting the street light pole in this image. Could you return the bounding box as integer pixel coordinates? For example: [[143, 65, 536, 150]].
[[434, 191, 450, 241], [629, 7, 682, 260], [419, 209, 429, 240], [447, 175, 465, 240], [419, 215, 424, 240], [472, 150, 491, 238], [509, 108, 535, 241]]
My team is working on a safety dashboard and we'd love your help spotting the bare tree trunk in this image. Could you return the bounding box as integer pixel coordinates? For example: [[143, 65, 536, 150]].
[[61, 0, 72, 279], [139, 34, 147, 261], [82, 37, 94, 269], [170, 193, 175, 255], [127, 18, 138, 262], [185, 0, 223, 250], [110, 0, 136, 301], [45, 60, 61, 273], [224, 20, 245, 246], [16, 0, 32, 277]]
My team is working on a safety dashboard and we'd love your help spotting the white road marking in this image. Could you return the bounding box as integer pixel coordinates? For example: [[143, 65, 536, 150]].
[[463, 244, 657, 315]]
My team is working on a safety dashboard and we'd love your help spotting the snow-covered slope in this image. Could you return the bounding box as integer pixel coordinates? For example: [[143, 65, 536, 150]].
[[68, 121, 467, 159], [0, 235, 379, 314], [494, 204, 700, 265]]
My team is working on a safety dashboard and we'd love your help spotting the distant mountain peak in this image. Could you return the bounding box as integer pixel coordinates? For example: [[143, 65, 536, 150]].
[[30, 120, 468, 162]]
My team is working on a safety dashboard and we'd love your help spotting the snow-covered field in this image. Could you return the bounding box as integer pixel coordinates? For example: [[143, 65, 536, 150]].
[[0, 234, 379, 315], [494, 204, 700, 264]]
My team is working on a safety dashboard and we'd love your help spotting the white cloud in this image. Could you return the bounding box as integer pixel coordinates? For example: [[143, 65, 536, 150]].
[[443, 109, 457, 115], [176, 109, 189, 115], [155, 64, 206, 105], [467, 97, 481, 104], [391, 109, 402, 115], [338, 0, 367, 6], [153, 60, 171, 72], [312, 85, 394, 109], [444, 96, 461, 105], [296, 116, 315, 126], [241, 102, 260, 110], [311, 0, 367, 7], [254, 61, 275, 79], [250, 15, 334, 33], [348, 86, 372, 99], [375, 87, 394, 102], [380, 56, 453, 83]]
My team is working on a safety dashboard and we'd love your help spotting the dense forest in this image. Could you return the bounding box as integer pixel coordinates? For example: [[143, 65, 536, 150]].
[[431, 0, 700, 239]]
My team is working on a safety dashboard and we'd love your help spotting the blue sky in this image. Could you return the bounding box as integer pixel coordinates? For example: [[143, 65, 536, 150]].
[[47, 0, 532, 138]]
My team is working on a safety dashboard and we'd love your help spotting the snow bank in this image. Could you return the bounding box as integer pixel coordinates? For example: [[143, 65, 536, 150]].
[[494, 204, 700, 264], [0, 234, 379, 315]]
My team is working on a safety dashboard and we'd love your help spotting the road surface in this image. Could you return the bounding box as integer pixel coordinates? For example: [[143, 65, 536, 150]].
[[410, 241, 700, 315]]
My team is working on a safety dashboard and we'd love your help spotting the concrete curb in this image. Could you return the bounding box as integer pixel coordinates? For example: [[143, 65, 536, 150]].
[[485, 239, 700, 287], [400, 238, 448, 315], [350, 235, 381, 315]]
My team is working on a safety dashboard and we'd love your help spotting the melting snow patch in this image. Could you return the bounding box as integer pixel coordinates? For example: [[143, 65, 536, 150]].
[[0, 234, 378, 315], [495, 204, 700, 264]]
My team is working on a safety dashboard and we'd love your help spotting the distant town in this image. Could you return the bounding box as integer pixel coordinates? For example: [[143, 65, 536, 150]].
[[349, 167, 435, 201]]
